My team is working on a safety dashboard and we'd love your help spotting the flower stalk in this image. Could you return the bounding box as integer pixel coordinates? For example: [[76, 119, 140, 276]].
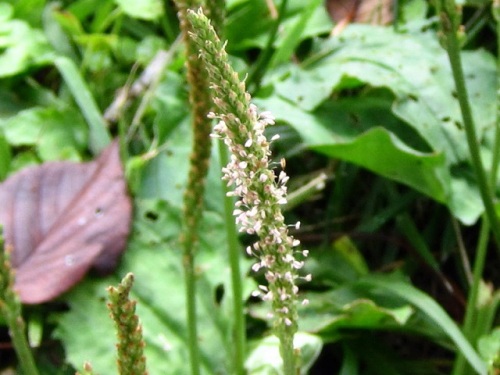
[[0, 227, 40, 375], [187, 9, 309, 373], [173, 1, 214, 374]]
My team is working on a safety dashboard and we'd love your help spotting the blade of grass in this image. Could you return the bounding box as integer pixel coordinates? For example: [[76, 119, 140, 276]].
[[53, 56, 111, 154]]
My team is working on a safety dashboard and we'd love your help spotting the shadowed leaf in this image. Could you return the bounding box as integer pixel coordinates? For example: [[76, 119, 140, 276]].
[[0, 140, 132, 304]]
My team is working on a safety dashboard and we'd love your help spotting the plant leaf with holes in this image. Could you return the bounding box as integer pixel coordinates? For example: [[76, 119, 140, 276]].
[[0, 140, 132, 304], [54, 199, 255, 374], [258, 25, 495, 224]]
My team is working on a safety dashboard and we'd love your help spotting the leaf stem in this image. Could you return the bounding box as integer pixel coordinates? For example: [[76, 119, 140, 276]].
[[218, 141, 246, 375]]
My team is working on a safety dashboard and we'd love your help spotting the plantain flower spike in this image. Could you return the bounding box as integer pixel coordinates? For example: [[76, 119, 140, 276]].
[[186, 8, 310, 358]]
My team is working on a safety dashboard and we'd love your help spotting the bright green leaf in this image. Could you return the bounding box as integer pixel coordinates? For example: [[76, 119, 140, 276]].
[[0, 131, 11, 180], [0, 16, 54, 77], [114, 0, 163, 21], [358, 274, 487, 375], [0, 106, 87, 161], [478, 328, 500, 370], [54, 199, 251, 374]]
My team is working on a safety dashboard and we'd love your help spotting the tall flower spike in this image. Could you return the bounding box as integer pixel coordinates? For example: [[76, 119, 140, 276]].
[[0, 227, 39, 375], [187, 9, 309, 373]]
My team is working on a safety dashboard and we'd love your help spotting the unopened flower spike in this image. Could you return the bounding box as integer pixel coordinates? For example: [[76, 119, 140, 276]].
[[186, 8, 309, 373], [107, 273, 148, 375]]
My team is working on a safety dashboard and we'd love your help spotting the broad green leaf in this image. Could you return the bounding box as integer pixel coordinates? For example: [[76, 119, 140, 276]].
[[54, 199, 247, 374], [478, 328, 500, 370], [114, 0, 163, 21], [0, 106, 87, 161], [0, 13, 54, 77], [257, 95, 451, 209], [312, 128, 450, 204], [6, 0, 45, 27], [298, 291, 414, 335], [358, 274, 487, 375], [245, 333, 322, 375], [259, 25, 496, 224], [136, 114, 226, 215]]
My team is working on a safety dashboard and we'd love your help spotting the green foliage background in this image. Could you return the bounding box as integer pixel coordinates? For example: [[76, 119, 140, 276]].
[[0, 0, 498, 374]]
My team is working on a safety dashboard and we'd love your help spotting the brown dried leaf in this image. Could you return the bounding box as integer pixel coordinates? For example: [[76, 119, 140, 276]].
[[327, 0, 393, 35], [0, 140, 132, 304]]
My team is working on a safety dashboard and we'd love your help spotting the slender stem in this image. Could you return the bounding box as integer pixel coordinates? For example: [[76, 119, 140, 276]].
[[450, 2, 500, 374], [183, 252, 201, 375], [218, 141, 246, 375], [9, 316, 40, 375], [452, 220, 489, 375], [491, 0, 500, 188], [440, 6, 500, 254], [0, 232, 39, 375], [174, 2, 214, 374]]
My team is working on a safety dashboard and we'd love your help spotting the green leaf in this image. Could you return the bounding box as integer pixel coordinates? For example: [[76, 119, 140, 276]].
[[0, 131, 11, 180], [0, 12, 54, 77], [54, 199, 249, 374], [298, 291, 414, 335], [114, 0, 164, 20], [259, 25, 496, 224], [0, 106, 88, 161], [358, 274, 487, 375], [313, 128, 450, 204], [478, 328, 500, 370], [257, 95, 451, 208]]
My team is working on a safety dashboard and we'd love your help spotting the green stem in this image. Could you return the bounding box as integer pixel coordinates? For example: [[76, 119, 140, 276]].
[[9, 317, 40, 375], [279, 332, 296, 375], [452, 220, 489, 375], [450, 3, 500, 374], [440, 6, 500, 254], [491, 0, 500, 190], [183, 252, 201, 375], [0, 230, 39, 375], [218, 141, 246, 375], [174, 2, 214, 375]]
